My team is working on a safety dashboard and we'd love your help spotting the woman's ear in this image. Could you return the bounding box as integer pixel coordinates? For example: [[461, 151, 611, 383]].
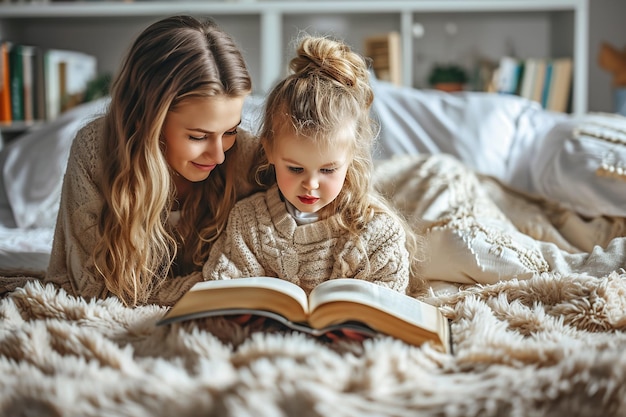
[[262, 140, 274, 164]]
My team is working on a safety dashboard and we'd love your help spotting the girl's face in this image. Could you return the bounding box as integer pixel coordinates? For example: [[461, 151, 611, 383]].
[[266, 125, 354, 214], [162, 95, 245, 193]]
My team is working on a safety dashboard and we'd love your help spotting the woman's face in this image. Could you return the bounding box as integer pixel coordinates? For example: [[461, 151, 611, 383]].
[[162, 95, 245, 190]]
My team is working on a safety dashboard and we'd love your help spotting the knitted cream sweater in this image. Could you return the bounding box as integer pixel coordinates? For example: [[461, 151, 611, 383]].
[[44, 117, 261, 305], [203, 184, 410, 295]]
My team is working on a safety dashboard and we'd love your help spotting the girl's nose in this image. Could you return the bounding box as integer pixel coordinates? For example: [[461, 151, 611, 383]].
[[302, 175, 319, 191]]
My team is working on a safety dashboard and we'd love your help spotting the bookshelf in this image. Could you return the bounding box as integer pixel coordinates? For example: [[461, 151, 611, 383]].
[[0, 0, 589, 116], [0, 41, 98, 132]]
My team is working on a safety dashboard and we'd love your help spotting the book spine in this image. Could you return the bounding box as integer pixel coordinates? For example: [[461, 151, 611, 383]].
[[21, 45, 36, 123], [0, 41, 11, 123], [9, 43, 24, 122], [43, 50, 60, 120], [546, 58, 573, 113], [518, 59, 536, 100], [540, 61, 553, 109], [513, 61, 525, 96], [33, 46, 47, 121], [530, 60, 547, 105], [495, 56, 521, 95]]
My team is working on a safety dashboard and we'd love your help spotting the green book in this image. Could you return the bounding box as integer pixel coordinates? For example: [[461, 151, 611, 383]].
[[9, 44, 23, 122]]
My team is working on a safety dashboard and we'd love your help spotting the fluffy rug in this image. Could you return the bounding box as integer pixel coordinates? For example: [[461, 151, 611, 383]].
[[2, 271, 626, 417]]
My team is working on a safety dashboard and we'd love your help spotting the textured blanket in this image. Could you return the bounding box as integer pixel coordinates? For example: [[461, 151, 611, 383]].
[[2, 154, 626, 416], [3, 272, 626, 416]]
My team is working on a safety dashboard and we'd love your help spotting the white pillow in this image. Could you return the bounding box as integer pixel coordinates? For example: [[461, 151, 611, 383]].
[[370, 79, 564, 189], [530, 112, 626, 218], [0, 98, 109, 228]]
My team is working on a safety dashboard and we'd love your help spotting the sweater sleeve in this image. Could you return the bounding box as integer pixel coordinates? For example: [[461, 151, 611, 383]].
[[203, 194, 268, 280], [351, 213, 410, 294], [44, 119, 109, 300]]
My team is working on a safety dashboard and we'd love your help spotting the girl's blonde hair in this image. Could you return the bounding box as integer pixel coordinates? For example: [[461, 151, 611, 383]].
[[256, 35, 426, 294], [95, 15, 252, 306]]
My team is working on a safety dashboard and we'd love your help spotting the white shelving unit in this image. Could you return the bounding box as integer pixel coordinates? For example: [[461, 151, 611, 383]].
[[0, 0, 588, 114]]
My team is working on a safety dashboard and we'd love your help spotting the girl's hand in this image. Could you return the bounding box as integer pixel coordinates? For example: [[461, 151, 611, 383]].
[[228, 314, 267, 328], [325, 328, 369, 342], [229, 314, 254, 325]]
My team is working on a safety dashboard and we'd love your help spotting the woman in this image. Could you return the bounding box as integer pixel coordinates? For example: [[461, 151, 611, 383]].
[[45, 15, 259, 306]]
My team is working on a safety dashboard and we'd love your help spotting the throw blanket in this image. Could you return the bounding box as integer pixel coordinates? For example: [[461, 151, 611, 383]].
[[2, 154, 625, 416], [374, 154, 625, 286]]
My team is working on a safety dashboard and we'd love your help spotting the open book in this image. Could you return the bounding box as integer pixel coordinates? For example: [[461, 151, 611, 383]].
[[158, 277, 452, 354]]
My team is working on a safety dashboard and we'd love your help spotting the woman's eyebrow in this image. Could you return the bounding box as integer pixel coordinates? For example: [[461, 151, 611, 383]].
[[188, 120, 242, 134]]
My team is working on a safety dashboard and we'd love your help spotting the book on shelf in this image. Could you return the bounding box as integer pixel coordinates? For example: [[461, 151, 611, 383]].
[[44, 48, 97, 120], [491, 56, 572, 113], [9, 43, 24, 122], [540, 61, 553, 109], [530, 59, 548, 104], [494, 56, 523, 95], [545, 58, 573, 113], [33, 46, 46, 122], [517, 57, 548, 105], [518, 57, 538, 100], [157, 277, 452, 354], [364, 31, 402, 86], [20, 45, 36, 123], [0, 41, 11, 123]]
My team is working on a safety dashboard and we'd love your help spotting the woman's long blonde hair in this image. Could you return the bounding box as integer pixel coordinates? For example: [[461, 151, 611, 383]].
[[95, 15, 252, 306], [256, 35, 426, 293]]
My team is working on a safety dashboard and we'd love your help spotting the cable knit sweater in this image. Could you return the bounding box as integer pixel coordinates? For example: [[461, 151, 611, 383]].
[[203, 184, 410, 295], [44, 117, 261, 305]]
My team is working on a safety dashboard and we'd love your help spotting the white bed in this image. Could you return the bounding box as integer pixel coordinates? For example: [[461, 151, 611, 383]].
[[1, 79, 626, 416], [3, 78, 622, 272]]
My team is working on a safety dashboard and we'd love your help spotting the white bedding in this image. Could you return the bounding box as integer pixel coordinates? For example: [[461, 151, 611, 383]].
[[0, 225, 53, 272], [0, 99, 108, 271], [1, 79, 625, 272], [370, 80, 568, 192]]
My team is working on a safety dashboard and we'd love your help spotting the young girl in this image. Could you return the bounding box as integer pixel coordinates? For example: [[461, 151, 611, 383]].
[[44, 16, 260, 306], [203, 35, 426, 297]]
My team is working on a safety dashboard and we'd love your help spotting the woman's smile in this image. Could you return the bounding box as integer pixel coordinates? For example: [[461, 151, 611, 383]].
[[191, 161, 217, 172]]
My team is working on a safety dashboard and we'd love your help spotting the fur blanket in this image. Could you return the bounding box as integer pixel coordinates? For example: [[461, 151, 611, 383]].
[[2, 273, 626, 416], [2, 154, 626, 416]]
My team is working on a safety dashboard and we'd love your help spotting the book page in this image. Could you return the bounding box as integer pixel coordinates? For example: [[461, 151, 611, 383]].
[[159, 277, 310, 324], [190, 277, 308, 305], [308, 279, 443, 334]]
